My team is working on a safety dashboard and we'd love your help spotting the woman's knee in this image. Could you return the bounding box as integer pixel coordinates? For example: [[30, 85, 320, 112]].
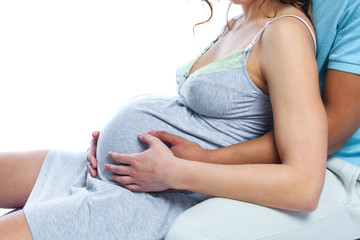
[[0, 210, 33, 240], [0, 150, 48, 208]]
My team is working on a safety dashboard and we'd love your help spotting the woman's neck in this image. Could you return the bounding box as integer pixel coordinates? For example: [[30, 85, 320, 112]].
[[241, 0, 278, 24]]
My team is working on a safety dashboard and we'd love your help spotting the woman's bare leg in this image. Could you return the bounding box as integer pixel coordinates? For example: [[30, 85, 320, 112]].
[[0, 150, 49, 208], [0, 210, 32, 239]]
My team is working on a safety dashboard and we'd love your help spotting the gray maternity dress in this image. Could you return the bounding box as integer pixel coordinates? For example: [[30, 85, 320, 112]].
[[23, 24, 274, 240]]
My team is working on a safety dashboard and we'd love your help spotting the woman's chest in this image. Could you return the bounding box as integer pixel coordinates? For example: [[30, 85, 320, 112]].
[[189, 31, 255, 76], [177, 65, 271, 119]]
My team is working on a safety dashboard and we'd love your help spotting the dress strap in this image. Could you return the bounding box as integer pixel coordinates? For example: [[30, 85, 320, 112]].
[[244, 15, 317, 53]]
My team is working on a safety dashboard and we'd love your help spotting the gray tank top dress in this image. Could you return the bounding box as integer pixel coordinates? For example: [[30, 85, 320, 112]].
[[23, 15, 314, 240]]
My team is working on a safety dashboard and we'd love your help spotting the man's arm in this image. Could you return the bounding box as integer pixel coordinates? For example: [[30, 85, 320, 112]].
[[322, 69, 360, 154], [149, 130, 281, 164]]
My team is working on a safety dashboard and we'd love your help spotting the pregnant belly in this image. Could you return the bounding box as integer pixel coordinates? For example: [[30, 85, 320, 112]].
[[95, 94, 240, 182]]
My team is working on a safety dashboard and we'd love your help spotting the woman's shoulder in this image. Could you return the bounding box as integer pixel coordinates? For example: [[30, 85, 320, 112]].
[[266, 7, 315, 41], [259, 12, 316, 54], [256, 10, 317, 77]]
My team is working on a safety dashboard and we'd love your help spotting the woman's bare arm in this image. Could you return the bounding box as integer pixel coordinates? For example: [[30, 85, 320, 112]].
[[169, 18, 328, 211]]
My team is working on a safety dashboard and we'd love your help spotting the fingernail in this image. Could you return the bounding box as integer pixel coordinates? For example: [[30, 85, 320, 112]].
[[138, 133, 145, 138], [148, 130, 156, 135], [109, 152, 120, 159]]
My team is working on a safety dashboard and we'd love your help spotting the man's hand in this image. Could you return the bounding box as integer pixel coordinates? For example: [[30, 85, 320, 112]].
[[86, 131, 100, 177], [148, 130, 212, 163]]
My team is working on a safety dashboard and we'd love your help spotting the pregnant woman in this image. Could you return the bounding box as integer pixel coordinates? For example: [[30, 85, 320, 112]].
[[0, 0, 327, 239]]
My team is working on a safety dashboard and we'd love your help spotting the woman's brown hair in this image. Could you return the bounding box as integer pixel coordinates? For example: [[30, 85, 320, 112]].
[[279, 0, 312, 20], [193, 0, 213, 34], [194, 0, 312, 32]]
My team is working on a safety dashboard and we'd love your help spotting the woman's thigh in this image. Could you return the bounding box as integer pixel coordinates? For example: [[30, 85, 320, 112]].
[[0, 210, 32, 239], [166, 157, 360, 240], [0, 150, 49, 208]]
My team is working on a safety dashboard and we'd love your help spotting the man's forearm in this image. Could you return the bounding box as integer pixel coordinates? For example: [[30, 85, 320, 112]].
[[209, 131, 281, 165], [322, 70, 360, 155]]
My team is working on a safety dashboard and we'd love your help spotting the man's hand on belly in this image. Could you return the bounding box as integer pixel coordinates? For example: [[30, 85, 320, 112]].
[[148, 130, 212, 163]]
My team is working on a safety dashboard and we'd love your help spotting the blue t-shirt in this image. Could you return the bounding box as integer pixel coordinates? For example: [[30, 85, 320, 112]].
[[312, 0, 360, 166]]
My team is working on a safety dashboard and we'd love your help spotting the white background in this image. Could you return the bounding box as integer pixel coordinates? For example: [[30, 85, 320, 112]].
[[0, 0, 242, 215]]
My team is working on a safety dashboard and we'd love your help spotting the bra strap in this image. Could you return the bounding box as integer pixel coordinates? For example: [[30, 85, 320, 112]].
[[245, 15, 317, 53]]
